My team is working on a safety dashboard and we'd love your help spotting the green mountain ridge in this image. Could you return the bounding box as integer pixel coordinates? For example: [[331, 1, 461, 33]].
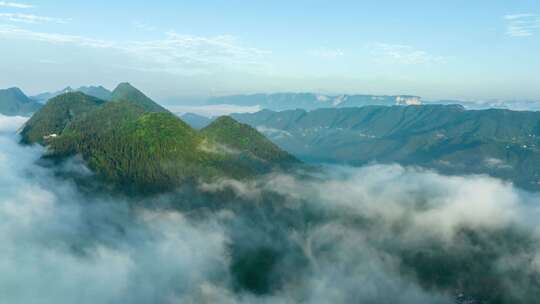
[[111, 82, 168, 112], [232, 105, 540, 190], [21, 84, 299, 193], [0, 87, 42, 116], [20, 92, 106, 144], [202, 116, 298, 165]]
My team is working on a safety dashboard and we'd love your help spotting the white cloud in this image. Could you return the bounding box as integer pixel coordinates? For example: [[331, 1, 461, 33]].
[[167, 104, 261, 117], [0, 25, 269, 75], [0, 1, 33, 8], [0, 13, 69, 24], [504, 13, 540, 37], [0, 115, 27, 133], [2, 114, 540, 302], [0, 122, 231, 304], [253, 165, 522, 241], [199, 164, 540, 302], [309, 48, 345, 59], [123, 31, 269, 72], [369, 43, 445, 65], [0, 25, 113, 47], [484, 157, 512, 170], [132, 21, 156, 32], [256, 125, 292, 139]]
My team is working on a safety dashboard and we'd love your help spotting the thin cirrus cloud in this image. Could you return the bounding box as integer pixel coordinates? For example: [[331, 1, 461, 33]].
[[369, 43, 446, 65], [132, 21, 157, 32], [308, 48, 345, 59], [0, 25, 270, 75], [0, 13, 69, 24], [0, 24, 114, 47], [504, 13, 540, 37], [125, 31, 269, 67], [0, 1, 32, 8]]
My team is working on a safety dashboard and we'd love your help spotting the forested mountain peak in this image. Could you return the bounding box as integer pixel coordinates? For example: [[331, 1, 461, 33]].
[[21, 87, 299, 193]]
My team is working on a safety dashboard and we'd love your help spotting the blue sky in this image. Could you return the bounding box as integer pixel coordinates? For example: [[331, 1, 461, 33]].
[[0, 0, 539, 101]]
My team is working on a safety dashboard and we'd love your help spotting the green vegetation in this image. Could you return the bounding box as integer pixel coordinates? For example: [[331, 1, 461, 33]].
[[110, 82, 168, 112], [53, 107, 211, 192], [202, 116, 298, 165], [233, 105, 540, 190], [22, 85, 299, 193], [19, 92, 105, 144], [0, 87, 42, 116]]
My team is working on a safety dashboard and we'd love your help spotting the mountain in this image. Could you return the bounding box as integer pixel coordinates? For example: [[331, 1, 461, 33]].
[[50, 101, 206, 192], [232, 105, 540, 190], [76, 86, 112, 101], [22, 86, 299, 193], [0, 87, 43, 116], [110, 82, 168, 112], [206, 93, 421, 111], [19, 92, 106, 144], [180, 112, 213, 129], [425, 99, 540, 111], [32, 86, 112, 103], [201, 116, 299, 171], [32, 87, 74, 103]]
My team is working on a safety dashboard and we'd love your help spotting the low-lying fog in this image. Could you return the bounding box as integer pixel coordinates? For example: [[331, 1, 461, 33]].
[[1, 114, 539, 303]]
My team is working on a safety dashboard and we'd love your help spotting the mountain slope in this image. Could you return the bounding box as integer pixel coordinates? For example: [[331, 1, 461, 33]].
[[19, 92, 106, 144], [202, 116, 299, 166], [0, 87, 42, 116], [232, 105, 540, 190], [51, 104, 211, 192], [22, 87, 299, 194], [110, 82, 168, 112]]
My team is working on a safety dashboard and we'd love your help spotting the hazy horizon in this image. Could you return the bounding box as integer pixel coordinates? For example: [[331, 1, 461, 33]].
[[4, 82, 540, 106], [1, 0, 539, 101]]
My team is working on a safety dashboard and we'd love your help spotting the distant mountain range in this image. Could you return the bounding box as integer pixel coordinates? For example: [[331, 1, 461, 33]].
[[9, 80, 540, 191], [0, 87, 42, 116], [16, 84, 540, 113], [21, 83, 298, 194], [425, 99, 540, 111], [232, 106, 540, 190], [205, 93, 422, 111], [32, 85, 112, 103], [172, 92, 539, 112]]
